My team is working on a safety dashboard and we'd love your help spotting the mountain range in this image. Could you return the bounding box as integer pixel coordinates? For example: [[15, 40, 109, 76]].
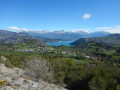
[[23, 30, 110, 41], [0, 29, 111, 44]]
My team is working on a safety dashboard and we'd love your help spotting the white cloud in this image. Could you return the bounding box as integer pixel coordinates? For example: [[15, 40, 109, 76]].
[[21, 28, 28, 31], [95, 26, 120, 33], [8, 27, 20, 31], [83, 13, 91, 20], [8, 26, 28, 32], [96, 27, 112, 30], [7, 25, 120, 33]]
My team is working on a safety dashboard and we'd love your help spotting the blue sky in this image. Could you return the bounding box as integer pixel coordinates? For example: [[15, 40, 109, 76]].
[[0, 0, 120, 33]]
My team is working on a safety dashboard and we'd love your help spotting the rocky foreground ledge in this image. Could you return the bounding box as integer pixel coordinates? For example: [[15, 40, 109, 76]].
[[0, 64, 67, 90]]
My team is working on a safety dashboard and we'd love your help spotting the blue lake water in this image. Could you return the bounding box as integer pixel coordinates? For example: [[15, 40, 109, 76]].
[[46, 41, 73, 46]]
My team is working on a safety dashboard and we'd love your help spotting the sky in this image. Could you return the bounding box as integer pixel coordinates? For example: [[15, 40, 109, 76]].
[[0, 0, 120, 33]]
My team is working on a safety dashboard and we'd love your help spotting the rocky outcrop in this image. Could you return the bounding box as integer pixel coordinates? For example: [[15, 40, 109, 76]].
[[0, 64, 67, 90]]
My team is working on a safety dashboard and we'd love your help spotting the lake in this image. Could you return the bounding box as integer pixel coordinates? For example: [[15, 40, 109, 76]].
[[46, 41, 73, 46]]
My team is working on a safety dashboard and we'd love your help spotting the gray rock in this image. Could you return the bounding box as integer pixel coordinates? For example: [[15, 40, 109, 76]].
[[14, 78, 23, 86], [31, 82, 38, 88], [5, 77, 12, 85], [1, 86, 14, 90]]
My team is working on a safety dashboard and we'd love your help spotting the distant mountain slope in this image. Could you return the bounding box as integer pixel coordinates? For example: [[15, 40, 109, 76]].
[[0, 29, 57, 43], [33, 36, 60, 43], [70, 34, 120, 45], [24, 30, 110, 41], [0, 29, 33, 43]]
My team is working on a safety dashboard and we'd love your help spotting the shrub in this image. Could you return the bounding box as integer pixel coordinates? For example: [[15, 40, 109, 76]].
[[24, 57, 54, 82]]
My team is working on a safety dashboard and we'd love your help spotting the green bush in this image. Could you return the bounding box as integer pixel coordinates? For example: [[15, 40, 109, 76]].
[[5, 54, 23, 68], [51, 57, 120, 90]]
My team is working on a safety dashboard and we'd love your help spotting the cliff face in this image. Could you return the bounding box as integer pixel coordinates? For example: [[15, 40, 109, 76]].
[[0, 64, 67, 90]]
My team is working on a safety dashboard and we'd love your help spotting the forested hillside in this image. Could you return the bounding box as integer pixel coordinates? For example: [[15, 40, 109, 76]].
[[71, 34, 120, 45]]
